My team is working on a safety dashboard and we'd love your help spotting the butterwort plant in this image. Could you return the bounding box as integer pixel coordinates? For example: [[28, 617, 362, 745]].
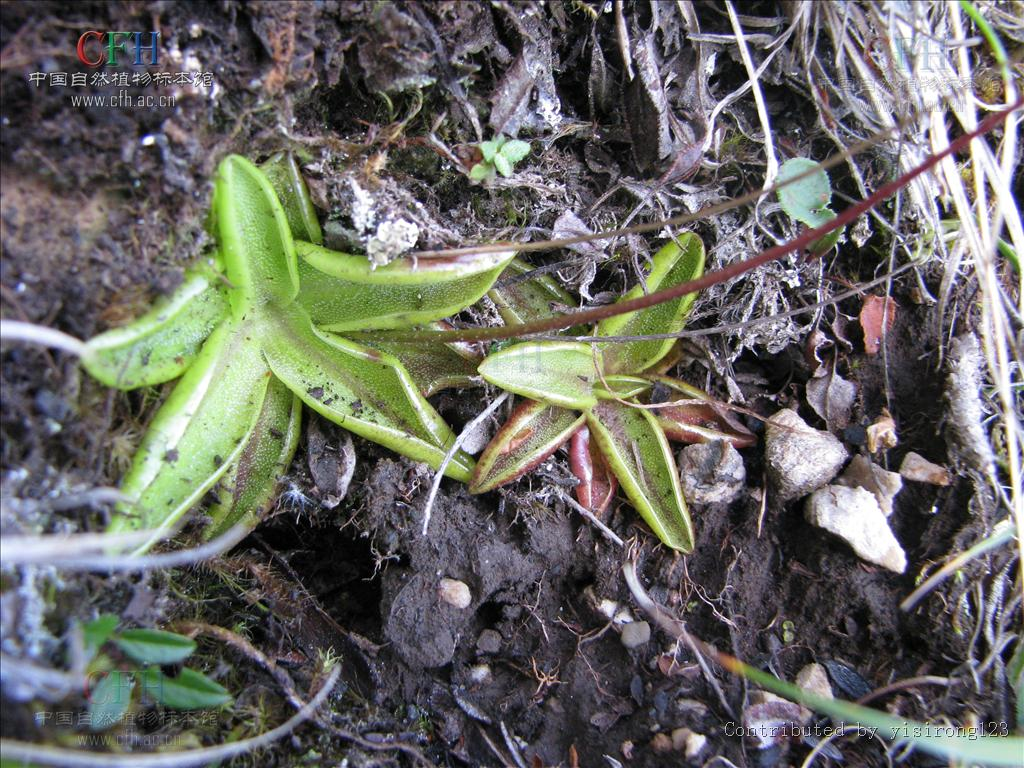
[[472, 236, 754, 552], [81, 153, 515, 552]]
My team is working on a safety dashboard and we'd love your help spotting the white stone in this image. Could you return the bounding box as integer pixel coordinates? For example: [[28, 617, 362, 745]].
[[620, 621, 651, 649], [805, 486, 907, 573], [836, 455, 903, 516], [468, 664, 491, 684], [795, 662, 833, 723], [671, 728, 707, 759], [765, 409, 849, 501], [438, 578, 472, 609], [597, 599, 619, 621]]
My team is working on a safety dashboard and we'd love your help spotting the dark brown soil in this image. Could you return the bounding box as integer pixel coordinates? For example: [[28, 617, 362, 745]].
[[1, 2, 1016, 766]]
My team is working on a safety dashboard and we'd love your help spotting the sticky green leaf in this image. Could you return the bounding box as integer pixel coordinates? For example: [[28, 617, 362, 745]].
[[114, 629, 196, 665], [81, 265, 229, 390], [368, 323, 482, 397], [480, 139, 502, 163], [260, 152, 323, 245], [204, 375, 301, 540], [587, 400, 694, 552], [213, 155, 299, 311], [296, 241, 516, 331], [487, 258, 583, 332], [109, 319, 272, 550], [470, 400, 584, 493], [594, 375, 653, 400], [645, 375, 756, 449], [596, 234, 705, 374], [83, 615, 119, 661], [500, 139, 531, 164], [264, 307, 474, 482], [139, 667, 231, 710], [87, 670, 134, 731], [493, 153, 513, 178], [469, 163, 492, 181], [88, 154, 492, 555], [478, 341, 603, 410]]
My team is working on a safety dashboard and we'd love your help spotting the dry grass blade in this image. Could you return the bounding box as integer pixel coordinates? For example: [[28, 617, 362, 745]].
[[725, 1, 778, 187]]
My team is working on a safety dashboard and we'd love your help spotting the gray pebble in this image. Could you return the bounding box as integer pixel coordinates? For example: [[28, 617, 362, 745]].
[[476, 629, 502, 655], [678, 440, 746, 504]]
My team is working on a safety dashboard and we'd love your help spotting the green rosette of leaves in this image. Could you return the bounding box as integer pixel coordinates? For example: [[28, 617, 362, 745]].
[[82, 153, 514, 552], [472, 235, 754, 553]]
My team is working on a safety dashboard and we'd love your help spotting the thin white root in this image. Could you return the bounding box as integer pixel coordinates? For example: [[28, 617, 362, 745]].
[[0, 666, 340, 767], [0, 319, 87, 357], [422, 392, 509, 535], [622, 557, 734, 717], [556, 488, 624, 547], [1, 524, 250, 571]]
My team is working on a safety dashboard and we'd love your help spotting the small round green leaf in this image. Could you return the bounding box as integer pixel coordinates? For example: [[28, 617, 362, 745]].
[[139, 667, 232, 710], [87, 671, 134, 731], [777, 158, 833, 226], [500, 140, 531, 164], [480, 139, 502, 163], [493, 153, 513, 178], [82, 615, 119, 660], [114, 629, 196, 666]]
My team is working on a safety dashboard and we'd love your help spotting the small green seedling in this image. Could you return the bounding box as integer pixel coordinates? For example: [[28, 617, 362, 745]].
[[473, 235, 755, 552], [777, 157, 845, 257], [470, 135, 532, 180], [82, 153, 514, 552], [81, 615, 231, 731]]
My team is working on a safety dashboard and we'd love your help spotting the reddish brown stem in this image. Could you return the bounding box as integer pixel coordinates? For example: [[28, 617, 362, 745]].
[[349, 98, 1021, 345]]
